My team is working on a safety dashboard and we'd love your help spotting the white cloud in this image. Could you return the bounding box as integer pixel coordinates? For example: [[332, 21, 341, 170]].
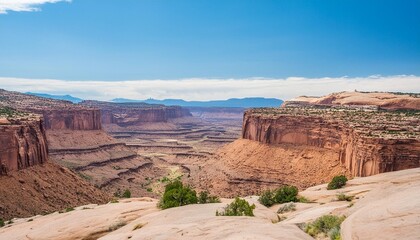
[[0, 0, 70, 14], [0, 75, 419, 101]]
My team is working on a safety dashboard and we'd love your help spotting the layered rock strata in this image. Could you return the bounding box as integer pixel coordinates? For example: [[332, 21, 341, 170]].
[[0, 116, 48, 175], [242, 107, 420, 177], [0, 89, 102, 130], [82, 100, 192, 126]]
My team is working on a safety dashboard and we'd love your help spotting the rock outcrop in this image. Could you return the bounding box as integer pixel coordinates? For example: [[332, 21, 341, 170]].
[[0, 89, 102, 130], [42, 109, 102, 130], [0, 116, 48, 175], [82, 100, 192, 126], [284, 91, 420, 110], [242, 108, 420, 177]]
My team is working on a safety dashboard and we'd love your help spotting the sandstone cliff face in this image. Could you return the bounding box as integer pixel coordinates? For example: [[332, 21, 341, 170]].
[[42, 109, 102, 130], [0, 117, 48, 175], [242, 111, 420, 177], [101, 107, 191, 126]]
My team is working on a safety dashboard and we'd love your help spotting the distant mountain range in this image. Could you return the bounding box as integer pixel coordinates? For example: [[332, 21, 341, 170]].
[[112, 97, 283, 108], [24, 92, 283, 108], [26, 92, 83, 103]]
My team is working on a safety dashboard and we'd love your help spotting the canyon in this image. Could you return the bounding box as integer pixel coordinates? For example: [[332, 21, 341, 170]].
[[0, 89, 419, 239]]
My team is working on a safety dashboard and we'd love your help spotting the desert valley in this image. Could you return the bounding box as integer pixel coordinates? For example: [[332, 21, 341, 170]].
[[0, 89, 419, 240]]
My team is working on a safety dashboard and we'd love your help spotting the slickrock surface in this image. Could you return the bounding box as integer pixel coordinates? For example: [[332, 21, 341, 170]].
[[243, 107, 419, 177], [2, 168, 418, 240], [81, 100, 191, 126], [0, 89, 101, 130], [286, 91, 420, 110], [0, 110, 48, 175], [0, 162, 110, 220], [299, 168, 420, 240]]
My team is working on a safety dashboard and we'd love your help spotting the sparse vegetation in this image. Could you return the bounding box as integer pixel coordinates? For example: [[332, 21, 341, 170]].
[[122, 189, 131, 198], [133, 223, 147, 231], [198, 191, 221, 204], [0, 218, 4, 227], [305, 215, 345, 240], [258, 189, 275, 207], [77, 172, 92, 181], [158, 180, 198, 209], [259, 185, 299, 207], [0, 107, 24, 118], [277, 203, 296, 214], [66, 207, 75, 212], [108, 221, 127, 232], [114, 189, 131, 198], [216, 197, 255, 217], [336, 193, 353, 201], [297, 195, 310, 203], [327, 175, 348, 190]]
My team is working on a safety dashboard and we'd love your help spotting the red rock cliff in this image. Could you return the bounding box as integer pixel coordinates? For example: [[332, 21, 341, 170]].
[[242, 110, 420, 177], [42, 109, 102, 130], [0, 117, 48, 175]]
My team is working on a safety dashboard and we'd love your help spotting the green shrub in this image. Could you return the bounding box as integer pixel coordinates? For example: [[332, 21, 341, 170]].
[[274, 185, 298, 204], [305, 215, 345, 240], [258, 190, 275, 207], [336, 193, 353, 202], [158, 180, 198, 209], [0, 218, 4, 227], [277, 203, 296, 214], [65, 207, 75, 212], [122, 189, 131, 198], [113, 189, 131, 198], [297, 195, 310, 203], [216, 197, 255, 216], [327, 175, 348, 190], [259, 186, 299, 207], [198, 191, 220, 204]]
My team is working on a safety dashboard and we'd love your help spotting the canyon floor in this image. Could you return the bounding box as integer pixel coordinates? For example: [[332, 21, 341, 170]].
[[1, 168, 418, 240]]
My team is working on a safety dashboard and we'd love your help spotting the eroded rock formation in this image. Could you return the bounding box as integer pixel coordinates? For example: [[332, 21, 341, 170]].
[[242, 108, 420, 177], [42, 109, 102, 130], [82, 100, 192, 126], [0, 116, 48, 175], [0, 89, 102, 130], [284, 91, 420, 110]]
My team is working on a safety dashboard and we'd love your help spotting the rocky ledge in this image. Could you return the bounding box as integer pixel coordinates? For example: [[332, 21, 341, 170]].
[[242, 106, 420, 177], [0, 89, 102, 130]]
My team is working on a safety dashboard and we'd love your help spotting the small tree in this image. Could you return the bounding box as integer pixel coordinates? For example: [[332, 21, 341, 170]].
[[159, 180, 198, 209], [216, 197, 255, 216], [327, 175, 348, 190], [274, 185, 298, 203], [0, 218, 4, 227]]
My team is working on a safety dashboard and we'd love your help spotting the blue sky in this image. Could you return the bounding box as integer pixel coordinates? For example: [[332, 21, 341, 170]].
[[0, 0, 419, 100]]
